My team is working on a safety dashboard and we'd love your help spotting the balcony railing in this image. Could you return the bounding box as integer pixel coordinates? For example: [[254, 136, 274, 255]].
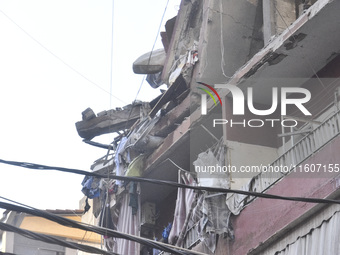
[[181, 110, 340, 250], [275, 111, 340, 169], [183, 223, 200, 249], [247, 109, 340, 198]]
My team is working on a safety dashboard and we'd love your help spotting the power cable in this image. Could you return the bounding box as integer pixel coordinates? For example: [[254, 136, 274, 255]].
[[124, 0, 170, 131], [0, 196, 120, 244], [273, 6, 340, 118], [0, 200, 204, 255], [109, 0, 115, 109], [0, 9, 126, 105], [0, 158, 339, 205], [219, 0, 232, 79], [273, 4, 326, 88], [104, 1, 116, 247], [0, 221, 117, 255], [139, 0, 170, 98], [0, 197, 205, 255], [289, 78, 340, 117]]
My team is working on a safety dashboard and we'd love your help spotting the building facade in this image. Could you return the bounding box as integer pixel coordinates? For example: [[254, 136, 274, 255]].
[[1, 208, 101, 255], [76, 0, 340, 254]]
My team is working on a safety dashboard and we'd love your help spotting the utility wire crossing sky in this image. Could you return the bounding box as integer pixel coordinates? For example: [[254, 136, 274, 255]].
[[0, 0, 180, 210]]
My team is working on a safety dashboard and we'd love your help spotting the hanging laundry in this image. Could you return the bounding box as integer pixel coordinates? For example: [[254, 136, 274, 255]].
[[81, 176, 100, 199], [114, 193, 140, 254], [168, 170, 197, 245], [114, 137, 129, 186], [146, 72, 164, 88], [162, 223, 172, 243], [99, 203, 116, 237], [152, 238, 161, 255], [125, 155, 145, 177], [193, 149, 229, 188], [191, 192, 233, 253], [83, 197, 91, 214], [128, 182, 139, 215]]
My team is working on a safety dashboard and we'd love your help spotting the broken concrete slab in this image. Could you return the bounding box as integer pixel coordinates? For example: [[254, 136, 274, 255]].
[[75, 105, 142, 140], [133, 49, 166, 74]]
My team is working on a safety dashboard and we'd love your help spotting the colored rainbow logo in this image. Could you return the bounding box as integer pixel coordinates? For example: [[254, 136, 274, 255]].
[[197, 82, 222, 106]]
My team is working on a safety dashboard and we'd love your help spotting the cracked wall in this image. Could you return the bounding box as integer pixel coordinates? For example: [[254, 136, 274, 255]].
[[197, 0, 264, 85]]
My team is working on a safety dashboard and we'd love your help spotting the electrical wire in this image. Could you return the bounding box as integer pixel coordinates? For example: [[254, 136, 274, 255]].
[[0, 196, 113, 242], [273, 4, 326, 88], [219, 0, 232, 79], [273, 5, 340, 118], [0, 158, 339, 206], [124, 0, 170, 131], [105, 2, 116, 246], [289, 78, 340, 117], [0, 9, 126, 105], [0, 221, 117, 255], [0, 199, 201, 255], [0, 200, 205, 255], [109, 0, 115, 109]]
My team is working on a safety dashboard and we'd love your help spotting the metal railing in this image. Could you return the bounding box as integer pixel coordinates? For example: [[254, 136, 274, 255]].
[[274, 110, 340, 171], [182, 110, 340, 249], [183, 223, 200, 249], [249, 109, 340, 195]]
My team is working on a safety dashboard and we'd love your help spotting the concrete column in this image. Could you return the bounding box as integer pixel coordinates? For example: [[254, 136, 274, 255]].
[[198, 0, 263, 84], [263, 0, 275, 45]]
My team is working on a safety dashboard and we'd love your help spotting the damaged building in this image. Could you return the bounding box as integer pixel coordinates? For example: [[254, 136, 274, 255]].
[[76, 0, 340, 254]]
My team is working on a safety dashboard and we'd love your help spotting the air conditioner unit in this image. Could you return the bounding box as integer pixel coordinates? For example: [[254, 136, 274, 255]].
[[141, 202, 156, 226]]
